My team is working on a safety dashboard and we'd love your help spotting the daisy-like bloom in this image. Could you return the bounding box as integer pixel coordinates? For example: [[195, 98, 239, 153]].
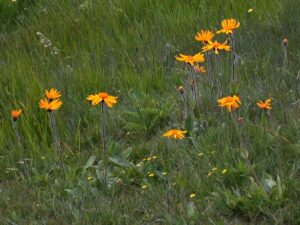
[[218, 95, 241, 112], [39, 98, 63, 111], [257, 98, 272, 110], [11, 109, 22, 121], [195, 30, 214, 43], [193, 65, 206, 74], [163, 129, 187, 140], [248, 8, 254, 13], [216, 18, 240, 35], [175, 53, 205, 66], [86, 92, 117, 108], [202, 40, 230, 54], [45, 88, 61, 100]]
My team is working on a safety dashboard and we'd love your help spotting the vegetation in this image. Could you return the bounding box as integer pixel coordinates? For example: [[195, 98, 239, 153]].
[[1, 0, 300, 224]]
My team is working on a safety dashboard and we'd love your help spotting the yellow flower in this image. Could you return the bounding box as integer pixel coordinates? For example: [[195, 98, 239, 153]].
[[248, 8, 253, 13], [212, 167, 217, 171], [142, 185, 148, 189], [195, 30, 214, 43], [221, 169, 227, 174], [87, 92, 117, 108], [190, 193, 196, 198], [193, 66, 206, 74], [11, 109, 22, 121], [202, 40, 230, 54], [216, 18, 240, 35], [163, 129, 188, 140], [148, 172, 155, 177], [87, 176, 93, 181], [198, 152, 204, 157], [175, 53, 205, 66], [162, 172, 168, 176], [152, 155, 157, 160], [207, 172, 213, 177], [45, 88, 61, 100], [257, 99, 272, 110], [218, 95, 241, 112], [39, 98, 63, 111]]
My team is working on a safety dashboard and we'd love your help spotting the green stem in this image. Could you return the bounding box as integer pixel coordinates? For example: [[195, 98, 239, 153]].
[[12, 120, 29, 178], [48, 112, 65, 175], [101, 102, 108, 187]]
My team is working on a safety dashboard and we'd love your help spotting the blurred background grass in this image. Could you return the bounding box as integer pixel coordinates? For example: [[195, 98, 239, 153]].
[[0, 0, 300, 224]]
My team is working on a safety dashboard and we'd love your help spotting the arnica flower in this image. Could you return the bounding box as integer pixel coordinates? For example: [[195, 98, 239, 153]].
[[216, 18, 240, 35], [11, 109, 22, 121], [202, 40, 230, 54], [193, 65, 206, 74], [86, 92, 117, 108], [257, 99, 272, 110], [218, 95, 241, 112], [45, 88, 61, 100], [175, 53, 205, 66], [195, 30, 214, 43], [163, 129, 187, 140], [39, 98, 63, 111]]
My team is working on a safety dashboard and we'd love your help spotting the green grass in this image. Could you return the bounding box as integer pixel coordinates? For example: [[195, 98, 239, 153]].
[[1, 0, 300, 224]]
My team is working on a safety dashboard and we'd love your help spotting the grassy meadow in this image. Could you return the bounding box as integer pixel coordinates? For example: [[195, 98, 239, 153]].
[[1, 0, 300, 224]]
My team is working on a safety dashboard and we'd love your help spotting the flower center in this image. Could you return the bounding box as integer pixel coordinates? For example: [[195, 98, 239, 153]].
[[99, 92, 109, 99]]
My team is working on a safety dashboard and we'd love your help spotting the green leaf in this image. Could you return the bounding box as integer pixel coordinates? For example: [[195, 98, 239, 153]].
[[84, 155, 97, 170], [109, 157, 133, 168]]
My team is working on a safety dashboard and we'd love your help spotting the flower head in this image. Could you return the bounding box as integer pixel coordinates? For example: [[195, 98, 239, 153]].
[[195, 30, 214, 43], [11, 109, 22, 121], [175, 53, 205, 66], [218, 95, 241, 112], [45, 88, 61, 100], [177, 86, 184, 95], [282, 38, 288, 48], [257, 98, 272, 110], [202, 40, 230, 54], [87, 92, 117, 108], [163, 129, 187, 140], [248, 8, 254, 13], [216, 18, 240, 35], [39, 98, 63, 111]]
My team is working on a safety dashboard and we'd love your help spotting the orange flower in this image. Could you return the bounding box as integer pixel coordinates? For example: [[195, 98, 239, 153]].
[[163, 129, 187, 140], [11, 109, 22, 120], [87, 92, 117, 108], [216, 18, 240, 35], [39, 98, 63, 111], [202, 40, 230, 54], [175, 53, 205, 66], [195, 30, 214, 43], [193, 66, 206, 74], [218, 95, 241, 112], [257, 99, 272, 110], [45, 88, 61, 100]]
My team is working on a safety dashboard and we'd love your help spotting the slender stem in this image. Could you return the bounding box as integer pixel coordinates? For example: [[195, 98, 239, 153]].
[[12, 120, 29, 178], [231, 34, 236, 83], [206, 53, 214, 121], [181, 93, 188, 122], [48, 112, 65, 175], [101, 102, 108, 187]]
